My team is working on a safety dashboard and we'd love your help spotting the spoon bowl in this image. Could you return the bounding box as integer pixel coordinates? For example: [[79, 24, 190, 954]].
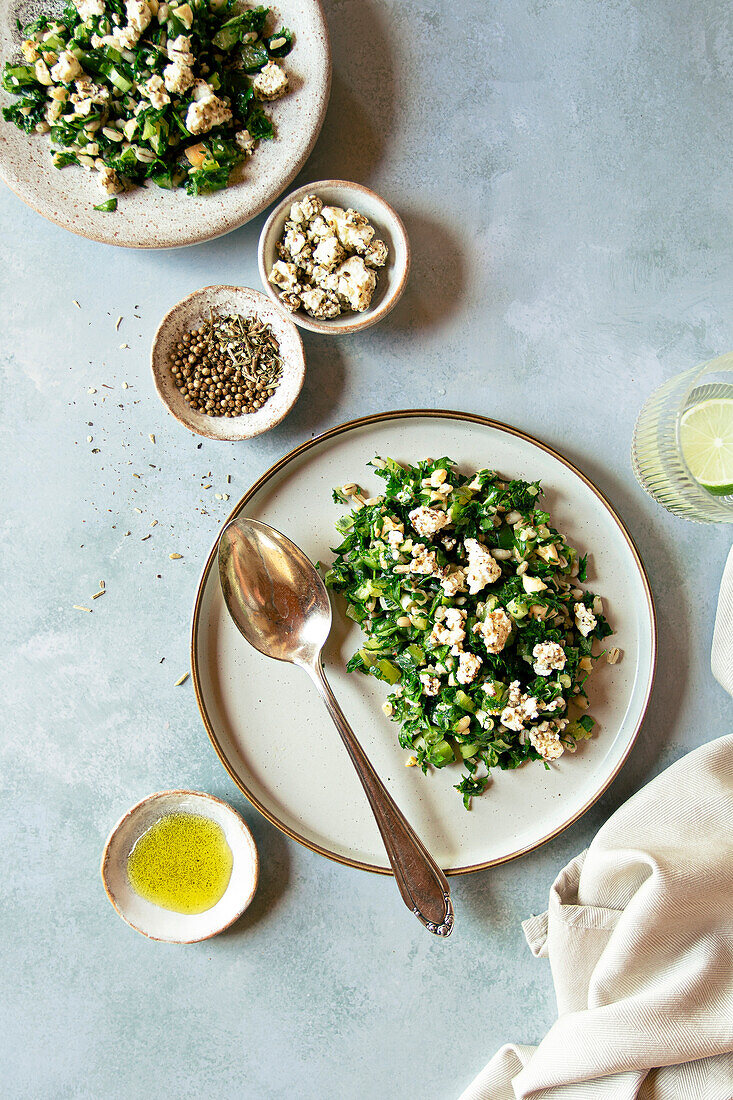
[[217, 517, 454, 935], [219, 518, 331, 666]]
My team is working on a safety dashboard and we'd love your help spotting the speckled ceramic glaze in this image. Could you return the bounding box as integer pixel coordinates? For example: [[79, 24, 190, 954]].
[[192, 411, 656, 874], [151, 284, 305, 440], [101, 789, 259, 943], [258, 179, 410, 333], [0, 0, 331, 248]]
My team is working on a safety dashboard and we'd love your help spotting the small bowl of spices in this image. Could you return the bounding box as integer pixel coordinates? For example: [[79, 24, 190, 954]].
[[101, 790, 259, 943], [151, 285, 306, 441]]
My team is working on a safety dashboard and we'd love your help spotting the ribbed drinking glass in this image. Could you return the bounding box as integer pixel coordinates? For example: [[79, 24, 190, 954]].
[[631, 352, 733, 523]]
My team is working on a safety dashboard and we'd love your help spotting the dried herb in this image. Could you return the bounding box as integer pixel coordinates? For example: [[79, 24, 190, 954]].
[[169, 313, 283, 418]]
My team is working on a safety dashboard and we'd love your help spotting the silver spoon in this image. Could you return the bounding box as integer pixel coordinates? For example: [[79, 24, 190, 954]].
[[218, 517, 454, 937]]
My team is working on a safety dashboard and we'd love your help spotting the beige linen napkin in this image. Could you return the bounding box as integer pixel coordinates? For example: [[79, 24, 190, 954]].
[[459, 549, 733, 1100]]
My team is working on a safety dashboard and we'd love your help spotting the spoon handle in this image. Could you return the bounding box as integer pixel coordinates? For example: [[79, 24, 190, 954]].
[[309, 660, 454, 936]]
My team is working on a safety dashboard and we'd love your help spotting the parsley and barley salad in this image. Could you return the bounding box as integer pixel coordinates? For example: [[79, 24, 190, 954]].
[[1, 0, 294, 208], [324, 457, 616, 807]]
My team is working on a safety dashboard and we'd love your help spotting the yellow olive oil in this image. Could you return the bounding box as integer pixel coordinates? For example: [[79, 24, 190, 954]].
[[127, 812, 233, 915]]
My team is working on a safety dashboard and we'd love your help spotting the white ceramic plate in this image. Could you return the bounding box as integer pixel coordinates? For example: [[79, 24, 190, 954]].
[[191, 411, 656, 874], [0, 1, 331, 248]]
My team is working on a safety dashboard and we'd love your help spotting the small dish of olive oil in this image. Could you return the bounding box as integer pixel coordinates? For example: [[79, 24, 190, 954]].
[[101, 791, 259, 943]]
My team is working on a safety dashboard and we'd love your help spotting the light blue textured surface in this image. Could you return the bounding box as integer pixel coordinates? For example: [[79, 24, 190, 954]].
[[1, 1, 732, 1097]]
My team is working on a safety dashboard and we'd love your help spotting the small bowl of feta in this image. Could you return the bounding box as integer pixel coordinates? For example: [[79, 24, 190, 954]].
[[258, 180, 410, 334]]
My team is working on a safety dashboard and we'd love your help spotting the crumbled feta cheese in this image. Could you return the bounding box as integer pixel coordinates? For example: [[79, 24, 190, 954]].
[[290, 195, 322, 224], [322, 206, 375, 253], [141, 73, 170, 109], [409, 545, 440, 575], [69, 93, 91, 115], [363, 239, 388, 267], [163, 56, 194, 94], [74, 77, 109, 106], [313, 269, 340, 293], [168, 33, 192, 57], [190, 79, 212, 102], [234, 129, 256, 155], [464, 538, 501, 594], [50, 51, 82, 84], [271, 196, 386, 319], [268, 260, 300, 292], [252, 60, 289, 100], [126, 0, 152, 35], [313, 235, 345, 270], [457, 651, 482, 685], [408, 506, 450, 539], [282, 227, 307, 257], [429, 607, 466, 654], [299, 287, 326, 313], [419, 673, 440, 697], [441, 569, 466, 597], [112, 25, 141, 49], [499, 706, 525, 732], [307, 215, 331, 241], [529, 720, 568, 761], [574, 602, 597, 637], [164, 35, 194, 93], [75, 0, 106, 18], [500, 681, 540, 731], [186, 89, 232, 135], [300, 287, 341, 319], [98, 165, 123, 194], [334, 255, 377, 312], [532, 641, 567, 677], [278, 292, 302, 312], [473, 608, 512, 654], [386, 528, 404, 550]]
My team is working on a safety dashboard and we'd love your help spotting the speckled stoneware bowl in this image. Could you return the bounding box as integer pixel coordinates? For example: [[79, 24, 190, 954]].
[[0, 0, 331, 248], [101, 789, 259, 943], [151, 284, 305, 440], [258, 180, 410, 334]]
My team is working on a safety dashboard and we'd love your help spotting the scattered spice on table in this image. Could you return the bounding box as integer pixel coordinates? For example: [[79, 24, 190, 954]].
[[169, 313, 283, 418], [174, 673, 190, 687]]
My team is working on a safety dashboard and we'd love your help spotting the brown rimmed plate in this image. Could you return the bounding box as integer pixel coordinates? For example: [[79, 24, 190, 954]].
[[191, 411, 656, 874]]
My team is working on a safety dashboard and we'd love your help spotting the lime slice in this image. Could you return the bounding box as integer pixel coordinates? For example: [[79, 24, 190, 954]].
[[680, 397, 733, 495]]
